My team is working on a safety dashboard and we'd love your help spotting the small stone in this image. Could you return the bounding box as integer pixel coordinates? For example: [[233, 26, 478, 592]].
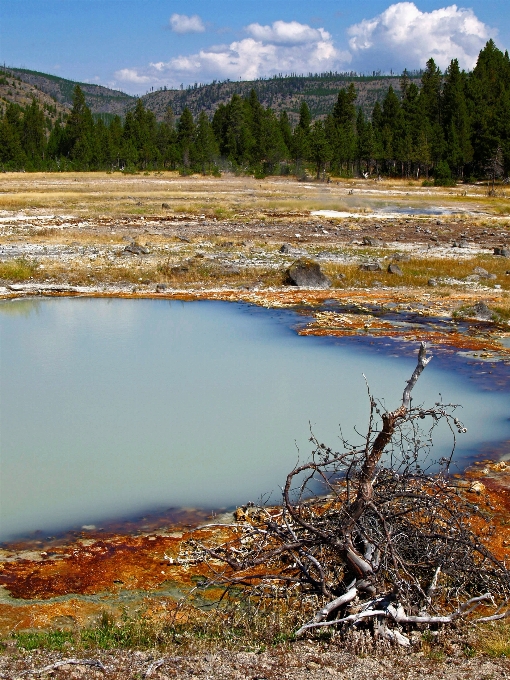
[[387, 263, 403, 276], [472, 301, 493, 320], [359, 262, 383, 272], [473, 267, 489, 277], [279, 243, 298, 254], [362, 237, 383, 247], [465, 274, 480, 282], [494, 247, 510, 257], [392, 252, 411, 262], [469, 481, 486, 494], [161, 202, 170, 208], [124, 242, 149, 255], [428, 278, 438, 287], [156, 283, 167, 292]]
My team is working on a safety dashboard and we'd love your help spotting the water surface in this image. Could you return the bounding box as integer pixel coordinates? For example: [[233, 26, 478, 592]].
[[1, 298, 508, 542]]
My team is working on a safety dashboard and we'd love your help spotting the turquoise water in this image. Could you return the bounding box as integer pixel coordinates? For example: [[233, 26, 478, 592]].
[[1, 298, 508, 542]]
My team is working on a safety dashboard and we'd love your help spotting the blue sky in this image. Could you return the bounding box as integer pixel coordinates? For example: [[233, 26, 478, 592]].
[[1, 1, 508, 94]]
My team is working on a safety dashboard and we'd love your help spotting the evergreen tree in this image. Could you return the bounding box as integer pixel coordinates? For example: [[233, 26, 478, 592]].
[[192, 111, 218, 173], [442, 59, 472, 177], [22, 98, 46, 164], [64, 85, 95, 166], [309, 120, 332, 179], [177, 107, 195, 167]]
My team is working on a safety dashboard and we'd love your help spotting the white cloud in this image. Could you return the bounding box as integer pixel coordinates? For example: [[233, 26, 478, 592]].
[[170, 13, 205, 34], [124, 20, 350, 91], [245, 20, 328, 46], [348, 2, 494, 71], [114, 68, 152, 84], [112, 7, 495, 95]]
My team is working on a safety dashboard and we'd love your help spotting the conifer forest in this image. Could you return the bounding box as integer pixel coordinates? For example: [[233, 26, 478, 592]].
[[0, 41, 508, 184]]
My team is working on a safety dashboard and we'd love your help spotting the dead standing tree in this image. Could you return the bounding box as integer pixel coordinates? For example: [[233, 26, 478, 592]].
[[184, 343, 510, 645]]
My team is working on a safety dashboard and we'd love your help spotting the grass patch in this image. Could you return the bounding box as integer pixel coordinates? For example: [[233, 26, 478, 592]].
[[321, 255, 510, 291], [10, 599, 307, 653], [0, 257, 38, 281], [471, 622, 510, 657]]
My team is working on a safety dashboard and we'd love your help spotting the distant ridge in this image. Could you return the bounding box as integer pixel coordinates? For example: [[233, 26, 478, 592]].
[[4, 67, 135, 115], [3, 67, 416, 122], [140, 73, 413, 123]]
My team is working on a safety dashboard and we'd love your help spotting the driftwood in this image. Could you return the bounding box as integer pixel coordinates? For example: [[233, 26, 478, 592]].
[[183, 343, 510, 644]]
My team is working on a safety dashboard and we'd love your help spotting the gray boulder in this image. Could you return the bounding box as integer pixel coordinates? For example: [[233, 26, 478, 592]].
[[362, 237, 383, 247], [387, 263, 403, 276], [494, 247, 510, 257], [471, 301, 493, 320], [392, 252, 411, 262], [279, 243, 301, 255], [124, 242, 149, 255], [286, 259, 331, 288], [359, 262, 383, 272]]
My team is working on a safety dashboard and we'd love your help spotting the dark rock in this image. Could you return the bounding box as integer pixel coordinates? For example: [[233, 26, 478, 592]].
[[156, 283, 167, 292], [387, 263, 403, 276], [161, 202, 170, 209], [391, 253, 411, 262], [124, 242, 149, 255], [286, 258, 331, 288], [427, 278, 438, 287], [359, 262, 383, 272], [471, 301, 493, 320], [362, 237, 383, 247], [279, 243, 301, 254], [494, 247, 510, 257]]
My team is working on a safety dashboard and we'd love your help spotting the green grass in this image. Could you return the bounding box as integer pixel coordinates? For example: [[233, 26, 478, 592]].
[[0, 257, 38, 281]]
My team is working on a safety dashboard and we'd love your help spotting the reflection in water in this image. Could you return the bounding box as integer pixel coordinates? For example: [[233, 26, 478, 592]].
[[0, 299, 42, 317], [1, 298, 509, 542]]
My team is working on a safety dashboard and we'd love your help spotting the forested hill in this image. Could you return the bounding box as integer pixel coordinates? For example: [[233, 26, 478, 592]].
[[4, 68, 135, 116], [140, 74, 415, 123], [4, 66, 412, 122]]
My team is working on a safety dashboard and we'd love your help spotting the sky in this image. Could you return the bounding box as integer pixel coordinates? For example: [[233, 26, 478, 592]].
[[1, 1, 508, 95]]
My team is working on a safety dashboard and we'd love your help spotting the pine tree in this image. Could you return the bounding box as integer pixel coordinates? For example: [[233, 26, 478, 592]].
[[309, 120, 332, 179], [64, 85, 95, 167], [177, 107, 195, 168], [22, 99, 46, 165], [192, 111, 218, 173]]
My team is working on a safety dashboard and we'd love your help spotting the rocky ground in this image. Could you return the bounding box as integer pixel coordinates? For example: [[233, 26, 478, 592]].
[[1, 173, 510, 677], [1, 643, 510, 679]]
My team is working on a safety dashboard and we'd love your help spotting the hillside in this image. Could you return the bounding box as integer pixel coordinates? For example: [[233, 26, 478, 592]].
[[0, 71, 68, 122], [4, 67, 135, 115], [3, 67, 412, 123], [140, 74, 412, 123]]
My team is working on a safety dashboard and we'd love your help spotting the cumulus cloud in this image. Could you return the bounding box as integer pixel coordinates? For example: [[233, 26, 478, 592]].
[[114, 68, 151, 84], [112, 6, 496, 94], [114, 20, 350, 92], [170, 13, 205, 34], [245, 20, 328, 45], [348, 2, 494, 71]]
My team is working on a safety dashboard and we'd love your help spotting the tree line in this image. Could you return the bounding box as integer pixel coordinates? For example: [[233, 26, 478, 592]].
[[0, 40, 508, 183]]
